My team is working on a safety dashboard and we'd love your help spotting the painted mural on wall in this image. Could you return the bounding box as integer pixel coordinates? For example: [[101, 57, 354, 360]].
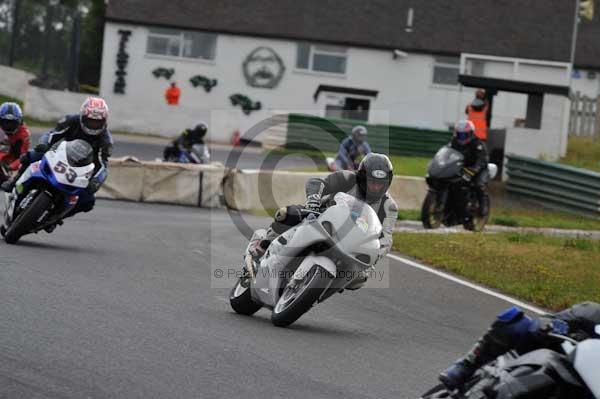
[[113, 30, 132, 94], [153, 67, 175, 80], [242, 47, 285, 89], [190, 75, 218, 92], [230, 94, 262, 115]]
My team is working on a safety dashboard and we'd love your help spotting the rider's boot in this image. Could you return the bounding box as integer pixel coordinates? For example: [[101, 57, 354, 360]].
[[439, 307, 536, 390], [44, 220, 63, 234]]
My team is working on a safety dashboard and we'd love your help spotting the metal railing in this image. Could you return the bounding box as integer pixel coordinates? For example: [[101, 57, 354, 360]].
[[285, 114, 452, 157], [505, 154, 600, 218]]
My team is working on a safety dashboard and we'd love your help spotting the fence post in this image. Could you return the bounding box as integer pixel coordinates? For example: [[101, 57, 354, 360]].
[[572, 92, 580, 136]]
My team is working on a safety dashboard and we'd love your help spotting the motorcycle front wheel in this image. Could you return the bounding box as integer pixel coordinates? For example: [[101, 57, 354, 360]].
[[4, 191, 52, 244], [464, 196, 490, 232], [271, 265, 333, 327], [421, 191, 443, 229]]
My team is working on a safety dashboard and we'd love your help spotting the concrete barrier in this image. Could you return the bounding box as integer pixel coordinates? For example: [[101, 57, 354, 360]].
[[97, 159, 226, 208], [97, 158, 145, 202], [24, 86, 89, 123], [223, 170, 427, 211]]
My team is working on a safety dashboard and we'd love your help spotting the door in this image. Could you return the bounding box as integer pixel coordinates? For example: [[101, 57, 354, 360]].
[[343, 97, 370, 121]]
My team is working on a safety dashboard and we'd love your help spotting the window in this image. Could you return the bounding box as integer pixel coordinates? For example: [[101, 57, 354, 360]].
[[147, 28, 217, 60], [296, 43, 347, 74], [432, 56, 460, 85]]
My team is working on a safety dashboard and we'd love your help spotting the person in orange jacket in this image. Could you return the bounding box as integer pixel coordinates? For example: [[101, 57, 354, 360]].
[[0, 102, 30, 178], [465, 89, 489, 141], [165, 82, 181, 105]]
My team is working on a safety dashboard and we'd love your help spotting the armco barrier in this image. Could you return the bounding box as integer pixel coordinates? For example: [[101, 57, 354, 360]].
[[285, 114, 451, 157], [223, 169, 426, 211], [505, 155, 600, 218], [97, 158, 226, 208]]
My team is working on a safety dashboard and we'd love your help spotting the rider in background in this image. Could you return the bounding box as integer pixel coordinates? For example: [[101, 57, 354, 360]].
[[440, 302, 600, 390], [1, 97, 112, 228], [0, 102, 30, 175], [163, 122, 208, 162], [449, 120, 490, 216], [334, 125, 371, 171]]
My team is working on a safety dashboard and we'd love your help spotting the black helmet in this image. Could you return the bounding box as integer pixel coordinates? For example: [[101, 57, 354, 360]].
[[357, 153, 393, 203], [192, 122, 208, 136]]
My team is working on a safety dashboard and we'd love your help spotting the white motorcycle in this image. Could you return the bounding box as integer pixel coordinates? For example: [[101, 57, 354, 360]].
[[2, 140, 95, 244], [230, 192, 382, 327]]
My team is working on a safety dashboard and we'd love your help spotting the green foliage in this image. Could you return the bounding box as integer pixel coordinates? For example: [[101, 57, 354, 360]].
[[79, 0, 105, 86]]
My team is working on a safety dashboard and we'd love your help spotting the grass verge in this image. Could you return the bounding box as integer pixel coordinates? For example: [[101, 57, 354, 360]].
[[398, 207, 600, 231], [559, 136, 600, 173], [392, 232, 600, 310]]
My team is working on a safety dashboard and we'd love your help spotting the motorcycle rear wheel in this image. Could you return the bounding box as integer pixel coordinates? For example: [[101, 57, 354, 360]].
[[230, 276, 262, 316], [4, 191, 52, 244], [421, 191, 443, 229]]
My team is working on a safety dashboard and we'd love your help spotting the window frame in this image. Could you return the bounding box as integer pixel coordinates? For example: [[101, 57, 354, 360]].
[[146, 28, 217, 61], [296, 43, 348, 75], [432, 56, 460, 87]]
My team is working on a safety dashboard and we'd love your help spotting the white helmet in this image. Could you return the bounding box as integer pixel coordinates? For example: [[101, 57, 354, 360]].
[[80, 97, 109, 136]]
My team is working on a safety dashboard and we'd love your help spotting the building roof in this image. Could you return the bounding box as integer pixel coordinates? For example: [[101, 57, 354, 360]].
[[105, 0, 600, 69]]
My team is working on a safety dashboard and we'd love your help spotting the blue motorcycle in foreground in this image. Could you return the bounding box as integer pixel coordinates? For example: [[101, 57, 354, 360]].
[[1, 140, 95, 244]]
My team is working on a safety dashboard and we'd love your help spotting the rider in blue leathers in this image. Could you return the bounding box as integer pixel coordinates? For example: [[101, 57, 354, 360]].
[[334, 125, 371, 171], [1, 97, 112, 230], [440, 302, 600, 390]]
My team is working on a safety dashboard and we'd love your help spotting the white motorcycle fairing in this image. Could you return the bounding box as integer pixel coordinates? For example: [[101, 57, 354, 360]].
[[43, 141, 95, 189], [250, 192, 382, 308], [574, 339, 600, 398]]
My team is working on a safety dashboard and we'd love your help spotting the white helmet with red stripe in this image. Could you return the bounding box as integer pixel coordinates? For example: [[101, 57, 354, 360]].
[[80, 97, 108, 136]]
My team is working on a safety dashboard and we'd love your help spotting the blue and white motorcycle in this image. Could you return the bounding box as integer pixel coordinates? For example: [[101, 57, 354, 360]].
[[1, 139, 95, 244]]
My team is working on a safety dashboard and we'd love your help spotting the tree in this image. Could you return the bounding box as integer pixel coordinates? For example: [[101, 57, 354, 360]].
[[79, 0, 104, 86]]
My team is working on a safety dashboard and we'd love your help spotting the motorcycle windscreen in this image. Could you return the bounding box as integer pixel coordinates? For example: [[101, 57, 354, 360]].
[[574, 339, 600, 398], [428, 147, 464, 179], [332, 192, 382, 237]]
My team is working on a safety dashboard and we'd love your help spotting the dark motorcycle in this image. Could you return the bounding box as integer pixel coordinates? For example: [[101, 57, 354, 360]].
[[164, 143, 210, 164], [419, 330, 600, 399], [421, 147, 497, 232]]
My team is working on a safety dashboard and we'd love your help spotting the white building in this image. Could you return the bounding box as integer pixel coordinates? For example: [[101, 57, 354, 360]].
[[100, 0, 600, 158]]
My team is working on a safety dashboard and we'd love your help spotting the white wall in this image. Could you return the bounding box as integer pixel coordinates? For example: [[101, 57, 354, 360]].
[[504, 94, 571, 162], [0, 65, 35, 101], [99, 22, 547, 141]]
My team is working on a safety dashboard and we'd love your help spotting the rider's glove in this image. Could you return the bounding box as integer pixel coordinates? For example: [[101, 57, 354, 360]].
[[305, 193, 322, 212], [461, 167, 475, 183], [87, 177, 102, 193], [34, 143, 49, 153]]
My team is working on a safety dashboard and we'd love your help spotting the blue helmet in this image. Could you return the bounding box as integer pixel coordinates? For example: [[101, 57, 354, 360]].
[[0, 102, 23, 135]]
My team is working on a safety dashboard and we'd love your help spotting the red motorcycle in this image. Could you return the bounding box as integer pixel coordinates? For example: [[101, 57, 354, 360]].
[[0, 141, 13, 184]]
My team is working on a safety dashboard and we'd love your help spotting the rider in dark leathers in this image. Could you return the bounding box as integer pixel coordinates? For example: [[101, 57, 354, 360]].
[[1, 98, 112, 228], [163, 122, 208, 162], [449, 120, 490, 216], [440, 302, 600, 390]]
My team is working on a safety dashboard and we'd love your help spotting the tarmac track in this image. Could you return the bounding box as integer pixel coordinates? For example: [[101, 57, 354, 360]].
[[0, 199, 529, 399]]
